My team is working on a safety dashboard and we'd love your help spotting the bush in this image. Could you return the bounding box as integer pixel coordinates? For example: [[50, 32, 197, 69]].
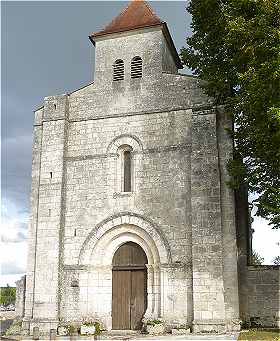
[[81, 320, 102, 335], [146, 319, 163, 326], [93, 322, 101, 335], [0, 286, 16, 306], [5, 320, 22, 336]]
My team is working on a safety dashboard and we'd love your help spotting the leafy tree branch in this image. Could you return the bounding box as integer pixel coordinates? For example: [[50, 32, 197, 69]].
[[181, 0, 280, 228]]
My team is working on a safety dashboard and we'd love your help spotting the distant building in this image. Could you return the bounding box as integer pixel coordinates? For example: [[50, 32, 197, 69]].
[[19, 0, 279, 335]]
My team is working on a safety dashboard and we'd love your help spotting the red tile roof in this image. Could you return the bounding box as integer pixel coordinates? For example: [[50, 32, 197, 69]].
[[89, 0, 183, 69], [90, 0, 163, 39]]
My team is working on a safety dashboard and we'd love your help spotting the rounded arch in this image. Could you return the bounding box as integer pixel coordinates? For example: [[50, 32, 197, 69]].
[[112, 241, 147, 266], [78, 212, 171, 266], [106, 134, 143, 155], [89, 227, 159, 266]]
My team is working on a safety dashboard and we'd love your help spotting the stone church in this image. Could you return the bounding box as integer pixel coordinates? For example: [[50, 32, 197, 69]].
[[19, 0, 279, 335]]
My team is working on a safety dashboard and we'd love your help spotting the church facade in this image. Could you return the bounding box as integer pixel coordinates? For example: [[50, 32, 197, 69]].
[[21, 0, 279, 335]]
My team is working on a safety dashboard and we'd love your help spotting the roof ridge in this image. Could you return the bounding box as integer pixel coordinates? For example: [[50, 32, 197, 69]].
[[144, 0, 163, 23], [90, 0, 163, 39], [101, 1, 132, 33]]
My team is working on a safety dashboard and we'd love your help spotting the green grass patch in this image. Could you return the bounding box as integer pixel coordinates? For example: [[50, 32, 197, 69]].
[[238, 328, 280, 341]]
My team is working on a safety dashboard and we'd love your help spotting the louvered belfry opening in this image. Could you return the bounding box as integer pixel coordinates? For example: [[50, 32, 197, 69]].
[[113, 59, 124, 81], [131, 56, 142, 79]]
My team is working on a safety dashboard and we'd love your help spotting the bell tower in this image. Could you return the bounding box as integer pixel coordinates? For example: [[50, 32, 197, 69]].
[[88, 0, 182, 87]]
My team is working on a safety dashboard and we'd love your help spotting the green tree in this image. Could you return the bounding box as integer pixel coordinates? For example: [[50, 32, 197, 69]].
[[181, 0, 280, 228], [251, 250, 264, 265], [272, 255, 280, 265], [0, 285, 16, 305]]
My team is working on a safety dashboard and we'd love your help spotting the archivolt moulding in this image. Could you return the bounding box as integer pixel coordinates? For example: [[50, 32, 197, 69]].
[[106, 134, 143, 154], [78, 212, 172, 265]]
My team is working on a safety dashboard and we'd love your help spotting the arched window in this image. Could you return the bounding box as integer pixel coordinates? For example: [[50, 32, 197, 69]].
[[113, 59, 124, 81], [123, 149, 132, 192], [131, 56, 142, 79], [117, 145, 133, 193]]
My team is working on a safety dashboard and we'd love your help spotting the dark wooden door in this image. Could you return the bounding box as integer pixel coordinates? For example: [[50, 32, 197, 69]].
[[112, 242, 147, 330], [112, 270, 131, 330], [130, 270, 147, 330]]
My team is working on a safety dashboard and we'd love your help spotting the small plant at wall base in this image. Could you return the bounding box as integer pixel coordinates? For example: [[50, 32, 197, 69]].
[[82, 321, 94, 327], [146, 319, 163, 326], [93, 322, 101, 335], [251, 250, 264, 265], [68, 325, 77, 335], [272, 256, 280, 265], [4, 319, 22, 336], [145, 319, 165, 335], [81, 320, 102, 336], [57, 324, 77, 336]]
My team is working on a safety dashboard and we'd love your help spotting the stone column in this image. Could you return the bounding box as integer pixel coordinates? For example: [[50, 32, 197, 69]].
[[144, 264, 161, 319], [28, 95, 69, 334], [191, 110, 226, 333], [145, 264, 155, 318], [23, 108, 43, 333], [216, 108, 240, 331]]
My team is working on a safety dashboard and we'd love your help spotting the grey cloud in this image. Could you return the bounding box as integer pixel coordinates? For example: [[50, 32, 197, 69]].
[[2, 135, 32, 210], [1, 231, 27, 244]]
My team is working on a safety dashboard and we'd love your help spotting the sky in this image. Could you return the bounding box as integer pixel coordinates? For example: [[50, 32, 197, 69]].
[[1, 1, 279, 287]]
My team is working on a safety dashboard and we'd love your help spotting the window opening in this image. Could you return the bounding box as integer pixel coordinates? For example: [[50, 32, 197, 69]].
[[123, 150, 132, 192], [113, 59, 124, 81], [131, 56, 142, 79]]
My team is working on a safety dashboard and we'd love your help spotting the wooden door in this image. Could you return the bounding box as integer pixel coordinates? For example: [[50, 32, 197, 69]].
[[112, 242, 147, 330], [112, 270, 131, 330], [130, 270, 147, 330]]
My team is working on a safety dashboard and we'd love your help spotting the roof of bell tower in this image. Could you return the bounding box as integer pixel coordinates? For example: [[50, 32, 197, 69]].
[[90, 0, 163, 39], [89, 0, 183, 69]]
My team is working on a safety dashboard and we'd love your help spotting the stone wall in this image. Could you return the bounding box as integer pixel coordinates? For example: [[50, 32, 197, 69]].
[[15, 275, 26, 318], [60, 108, 194, 326], [235, 181, 280, 329], [242, 266, 280, 328]]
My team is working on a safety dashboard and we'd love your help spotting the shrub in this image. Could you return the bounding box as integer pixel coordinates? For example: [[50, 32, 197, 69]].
[[5, 319, 22, 336], [146, 319, 163, 326]]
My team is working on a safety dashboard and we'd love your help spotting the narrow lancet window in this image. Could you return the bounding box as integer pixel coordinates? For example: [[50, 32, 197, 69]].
[[113, 59, 124, 81], [123, 150, 132, 192], [131, 56, 142, 79]]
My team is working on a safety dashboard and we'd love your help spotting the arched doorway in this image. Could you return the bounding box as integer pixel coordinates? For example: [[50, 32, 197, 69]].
[[112, 242, 148, 330]]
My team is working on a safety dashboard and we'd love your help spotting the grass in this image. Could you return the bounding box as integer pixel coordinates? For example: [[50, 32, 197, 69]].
[[238, 328, 280, 341]]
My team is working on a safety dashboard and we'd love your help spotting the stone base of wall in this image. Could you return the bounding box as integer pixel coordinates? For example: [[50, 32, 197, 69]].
[[225, 319, 241, 332], [24, 319, 59, 336], [192, 320, 226, 333]]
